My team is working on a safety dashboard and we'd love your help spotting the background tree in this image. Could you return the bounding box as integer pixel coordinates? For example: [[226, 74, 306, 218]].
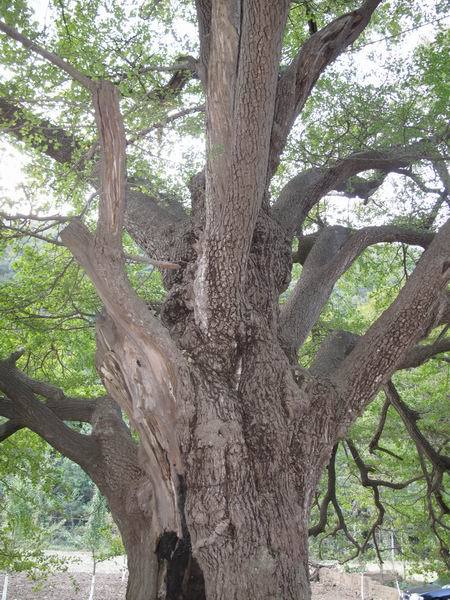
[[82, 488, 123, 579], [0, 429, 67, 577], [0, 1, 449, 599]]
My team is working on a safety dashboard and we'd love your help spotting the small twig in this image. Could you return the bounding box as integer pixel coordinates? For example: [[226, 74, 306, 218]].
[[128, 104, 205, 144], [0, 210, 70, 223], [0, 20, 95, 91]]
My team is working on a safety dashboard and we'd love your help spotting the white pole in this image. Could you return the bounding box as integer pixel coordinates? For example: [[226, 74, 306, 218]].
[[391, 531, 396, 570], [391, 531, 402, 598], [1, 574, 8, 600], [360, 572, 365, 600], [121, 555, 127, 582], [88, 574, 95, 600]]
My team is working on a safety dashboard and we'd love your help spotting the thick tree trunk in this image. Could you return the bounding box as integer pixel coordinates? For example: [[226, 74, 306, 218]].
[[177, 337, 323, 600], [2, 4, 449, 599], [90, 403, 203, 600], [120, 520, 159, 600], [94, 205, 332, 599], [111, 496, 206, 600], [44, 4, 448, 598]]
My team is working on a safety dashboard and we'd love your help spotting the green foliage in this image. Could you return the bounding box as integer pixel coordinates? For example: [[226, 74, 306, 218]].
[[0, 430, 67, 576], [0, 428, 123, 576], [415, 29, 450, 116], [307, 243, 449, 572], [0, 242, 100, 391], [81, 489, 124, 571], [0, 233, 161, 575], [310, 356, 449, 574]]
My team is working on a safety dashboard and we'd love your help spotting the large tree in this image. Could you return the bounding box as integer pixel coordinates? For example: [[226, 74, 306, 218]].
[[0, 1, 449, 599]]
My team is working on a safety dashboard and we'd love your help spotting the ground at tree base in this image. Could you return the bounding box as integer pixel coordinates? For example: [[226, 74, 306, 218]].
[[2, 572, 126, 600], [1, 571, 392, 599]]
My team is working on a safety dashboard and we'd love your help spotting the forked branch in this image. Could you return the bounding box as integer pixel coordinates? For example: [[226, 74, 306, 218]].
[[0, 353, 99, 469], [279, 223, 435, 360], [268, 0, 383, 179], [385, 381, 450, 472], [330, 218, 450, 428], [272, 138, 444, 234]]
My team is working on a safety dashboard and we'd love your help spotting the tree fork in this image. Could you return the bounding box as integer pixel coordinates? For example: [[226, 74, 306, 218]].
[[2, 4, 450, 599]]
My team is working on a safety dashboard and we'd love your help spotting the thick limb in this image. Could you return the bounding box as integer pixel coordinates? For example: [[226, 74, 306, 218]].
[[279, 224, 434, 360]]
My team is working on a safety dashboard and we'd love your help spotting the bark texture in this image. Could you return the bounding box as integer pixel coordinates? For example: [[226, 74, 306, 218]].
[[0, 358, 205, 600]]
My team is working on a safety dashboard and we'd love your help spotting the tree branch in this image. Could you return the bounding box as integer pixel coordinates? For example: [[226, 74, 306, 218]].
[[0, 354, 99, 469], [279, 224, 434, 360], [384, 381, 450, 472], [345, 439, 395, 556], [309, 330, 359, 377], [124, 253, 180, 270], [147, 56, 199, 102], [0, 418, 23, 442], [128, 103, 205, 144], [2, 29, 130, 274], [0, 22, 192, 236], [309, 444, 338, 536], [0, 92, 187, 264], [0, 377, 153, 555], [268, 0, 383, 180], [272, 138, 443, 234], [0, 363, 100, 421], [0, 392, 98, 431], [368, 398, 403, 459], [292, 224, 434, 265], [311, 326, 450, 382], [194, 0, 212, 84], [347, 438, 420, 491], [0, 209, 70, 224], [194, 0, 290, 342], [0, 21, 95, 90], [311, 443, 360, 556], [334, 171, 388, 201], [330, 218, 450, 430], [417, 451, 450, 566], [0, 97, 80, 163], [398, 338, 450, 370], [92, 80, 127, 252]]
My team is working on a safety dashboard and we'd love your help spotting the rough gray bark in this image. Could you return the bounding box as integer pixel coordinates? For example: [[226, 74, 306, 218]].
[[271, 138, 445, 234], [279, 223, 436, 360], [333, 219, 450, 419], [268, 0, 384, 180], [195, 0, 290, 347]]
